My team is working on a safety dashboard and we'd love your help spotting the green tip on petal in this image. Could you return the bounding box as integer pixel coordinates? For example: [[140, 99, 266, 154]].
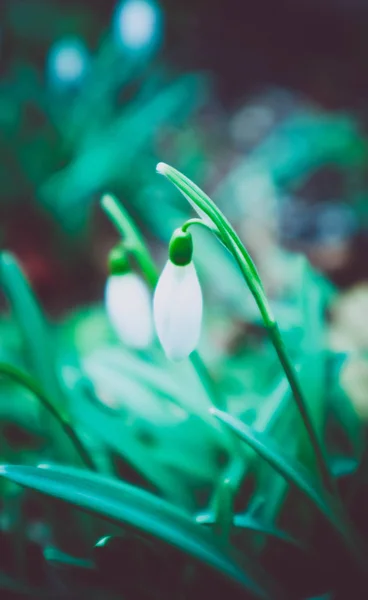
[[169, 228, 193, 266], [108, 245, 130, 275]]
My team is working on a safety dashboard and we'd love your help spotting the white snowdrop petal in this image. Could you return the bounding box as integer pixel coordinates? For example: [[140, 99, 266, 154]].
[[153, 261, 202, 361], [105, 273, 153, 349]]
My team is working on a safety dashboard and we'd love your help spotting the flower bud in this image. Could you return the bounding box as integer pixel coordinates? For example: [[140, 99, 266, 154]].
[[105, 245, 153, 349], [168, 228, 193, 266], [108, 244, 130, 275]]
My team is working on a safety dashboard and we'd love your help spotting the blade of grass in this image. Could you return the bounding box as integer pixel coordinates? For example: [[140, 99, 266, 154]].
[[211, 477, 234, 543], [0, 464, 287, 600], [196, 511, 311, 555], [297, 258, 326, 441], [0, 252, 64, 406], [211, 407, 367, 570], [0, 362, 96, 471]]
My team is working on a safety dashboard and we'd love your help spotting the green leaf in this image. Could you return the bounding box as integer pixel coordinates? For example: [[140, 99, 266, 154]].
[[0, 362, 96, 471], [0, 464, 285, 600], [81, 345, 226, 441], [0, 252, 64, 407], [297, 258, 326, 431], [331, 457, 358, 479], [69, 346, 230, 505], [328, 352, 364, 462], [211, 478, 234, 542], [196, 511, 310, 555], [42, 76, 207, 213], [44, 547, 93, 570], [69, 379, 194, 507], [210, 408, 356, 549]]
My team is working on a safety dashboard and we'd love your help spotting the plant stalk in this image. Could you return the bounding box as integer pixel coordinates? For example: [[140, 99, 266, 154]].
[[0, 363, 96, 472]]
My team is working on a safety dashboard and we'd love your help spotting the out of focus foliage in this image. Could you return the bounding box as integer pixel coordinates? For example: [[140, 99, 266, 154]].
[[1, 1, 367, 296], [0, 0, 208, 234]]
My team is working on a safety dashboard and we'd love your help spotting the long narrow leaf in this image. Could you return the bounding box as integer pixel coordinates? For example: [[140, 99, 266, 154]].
[[156, 162, 264, 291], [196, 512, 310, 555], [298, 258, 326, 434], [0, 252, 63, 405], [210, 408, 356, 548], [0, 464, 286, 600], [0, 362, 95, 471]]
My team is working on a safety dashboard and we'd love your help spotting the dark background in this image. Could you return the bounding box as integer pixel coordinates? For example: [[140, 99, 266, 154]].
[[0, 0, 367, 311]]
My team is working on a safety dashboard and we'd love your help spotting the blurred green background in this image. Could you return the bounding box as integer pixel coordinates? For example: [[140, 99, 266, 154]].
[[1, 0, 367, 312]]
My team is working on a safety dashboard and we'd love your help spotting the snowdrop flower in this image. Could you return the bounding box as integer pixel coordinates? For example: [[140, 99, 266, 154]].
[[47, 38, 89, 89], [105, 245, 153, 349], [114, 0, 163, 54], [153, 228, 203, 361]]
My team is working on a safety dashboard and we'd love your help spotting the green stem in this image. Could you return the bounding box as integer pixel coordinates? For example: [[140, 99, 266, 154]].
[[221, 223, 335, 495], [182, 217, 219, 236], [0, 363, 96, 472], [101, 194, 158, 288], [268, 324, 335, 494], [217, 232, 336, 496], [231, 240, 336, 495], [185, 218, 334, 489], [212, 477, 234, 543]]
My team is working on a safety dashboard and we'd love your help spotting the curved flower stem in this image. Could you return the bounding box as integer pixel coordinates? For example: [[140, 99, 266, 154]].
[[268, 323, 334, 488], [101, 194, 158, 288], [231, 242, 335, 495], [182, 220, 333, 487], [182, 218, 333, 495], [100, 194, 224, 409], [0, 363, 96, 471], [158, 164, 336, 495], [182, 218, 219, 236]]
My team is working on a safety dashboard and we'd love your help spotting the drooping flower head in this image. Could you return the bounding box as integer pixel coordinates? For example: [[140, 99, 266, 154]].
[[105, 244, 153, 349], [153, 228, 203, 361]]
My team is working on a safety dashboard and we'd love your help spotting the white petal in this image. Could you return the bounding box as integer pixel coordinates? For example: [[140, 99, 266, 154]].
[[105, 273, 153, 349], [153, 260, 202, 361]]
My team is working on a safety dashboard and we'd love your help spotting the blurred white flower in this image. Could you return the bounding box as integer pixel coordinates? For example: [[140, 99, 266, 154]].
[[105, 273, 153, 349], [153, 260, 202, 361], [47, 38, 89, 88], [114, 0, 163, 53]]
